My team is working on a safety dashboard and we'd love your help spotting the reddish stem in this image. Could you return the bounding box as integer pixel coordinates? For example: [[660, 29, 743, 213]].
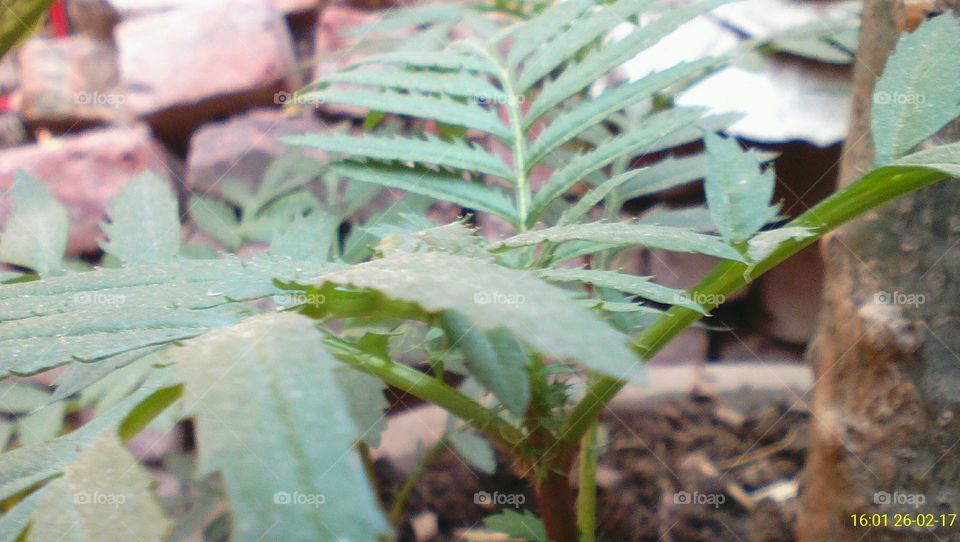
[[535, 467, 579, 542]]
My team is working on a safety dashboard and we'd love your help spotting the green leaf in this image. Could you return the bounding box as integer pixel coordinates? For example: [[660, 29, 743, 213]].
[[558, 167, 658, 226], [746, 227, 814, 262], [0, 382, 163, 502], [171, 313, 390, 542], [26, 431, 170, 542], [528, 58, 718, 165], [16, 401, 66, 445], [283, 133, 513, 179], [342, 194, 432, 263], [0, 257, 330, 379], [507, 0, 595, 68], [0, 0, 55, 57], [269, 212, 339, 262], [344, 4, 472, 37], [525, 0, 730, 125], [53, 350, 162, 403], [322, 66, 501, 99], [872, 14, 960, 164], [440, 311, 531, 415], [703, 133, 779, 243], [334, 367, 388, 448], [617, 154, 707, 200], [0, 172, 68, 275], [0, 484, 46, 542], [517, 0, 656, 92], [892, 141, 960, 177], [332, 162, 517, 224], [447, 427, 497, 475], [298, 252, 643, 379], [498, 222, 743, 261], [345, 50, 500, 76], [531, 108, 705, 220], [300, 88, 512, 140], [99, 173, 181, 265], [0, 383, 49, 413], [378, 222, 492, 260], [484, 509, 547, 542], [538, 268, 705, 313], [186, 195, 242, 251]]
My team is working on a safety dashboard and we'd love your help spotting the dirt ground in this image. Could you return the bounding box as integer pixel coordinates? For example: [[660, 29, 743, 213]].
[[384, 392, 809, 541]]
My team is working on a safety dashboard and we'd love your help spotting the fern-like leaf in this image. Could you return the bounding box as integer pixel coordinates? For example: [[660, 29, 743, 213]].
[[531, 107, 706, 221], [171, 313, 390, 542], [283, 133, 513, 179], [498, 222, 743, 260], [331, 162, 518, 224]]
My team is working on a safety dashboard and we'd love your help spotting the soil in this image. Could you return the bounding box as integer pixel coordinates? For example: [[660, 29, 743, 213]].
[[383, 391, 810, 541]]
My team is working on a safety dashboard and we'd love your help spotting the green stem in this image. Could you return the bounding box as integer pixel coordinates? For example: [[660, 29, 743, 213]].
[[468, 41, 531, 230], [388, 437, 447, 527], [576, 422, 598, 542], [504, 73, 531, 229], [324, 337, 526, 454], [554, 165, 948, 465]]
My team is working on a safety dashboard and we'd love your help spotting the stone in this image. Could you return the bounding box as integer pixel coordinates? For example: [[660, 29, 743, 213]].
[[16, 36, 121, 126], [0, 124, 179, 255], [755, 244, 824, 345], [115, 0, 301, 144], [185, 108, 328, 195]]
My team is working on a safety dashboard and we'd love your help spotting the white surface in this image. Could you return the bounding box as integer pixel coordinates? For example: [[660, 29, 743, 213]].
[[616, 2, 857, 146]]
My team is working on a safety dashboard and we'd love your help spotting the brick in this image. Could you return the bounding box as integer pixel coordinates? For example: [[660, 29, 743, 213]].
[[17, 36, 121, 126], [115, 0, 301, 143]]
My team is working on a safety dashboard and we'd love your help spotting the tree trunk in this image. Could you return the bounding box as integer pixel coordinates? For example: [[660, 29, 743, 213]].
[[796, 2, 960, 541]]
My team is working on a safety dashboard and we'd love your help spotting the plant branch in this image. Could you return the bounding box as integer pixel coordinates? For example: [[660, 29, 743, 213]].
[[323, 336, 527, 454], [576, 421, 599, 542], [469, 41, 532, 229], [388, 436, 447, 527], [554, 165, 949, 465]]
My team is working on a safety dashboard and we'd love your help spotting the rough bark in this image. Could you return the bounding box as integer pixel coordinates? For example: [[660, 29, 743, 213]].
[[797, 2, 960, 541]]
